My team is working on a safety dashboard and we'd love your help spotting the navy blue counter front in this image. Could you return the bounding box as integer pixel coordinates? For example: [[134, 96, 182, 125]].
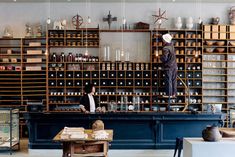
[[24, 112, 224, 149]]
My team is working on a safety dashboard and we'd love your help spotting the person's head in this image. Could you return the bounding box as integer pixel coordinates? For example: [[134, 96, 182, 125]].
[[84, 83, 95, 94], [162, 33, 172, 44]]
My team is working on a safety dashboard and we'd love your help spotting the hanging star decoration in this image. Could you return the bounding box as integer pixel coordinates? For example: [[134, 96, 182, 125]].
[[152, 8, 168, 29]]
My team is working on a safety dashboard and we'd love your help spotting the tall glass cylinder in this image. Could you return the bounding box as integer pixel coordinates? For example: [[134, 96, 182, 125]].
[[125, 51, 130, 62], [103, 45, 110, 61], [115, 49, 121, 61]]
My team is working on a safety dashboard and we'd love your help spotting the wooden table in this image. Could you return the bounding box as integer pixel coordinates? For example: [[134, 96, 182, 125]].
[[53, 129, 113, 157]]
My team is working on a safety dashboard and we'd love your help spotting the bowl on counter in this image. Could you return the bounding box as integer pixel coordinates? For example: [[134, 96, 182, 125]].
[[215, 47, 225, 53], [229, 41, 235, 46], [230, 48, 235, 53], [215, 41, 225, 46], [205, 47, 214, 53], [205, 40, 214, 46]]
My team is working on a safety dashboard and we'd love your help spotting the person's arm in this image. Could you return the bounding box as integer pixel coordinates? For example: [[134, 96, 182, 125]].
[[79, 96, 89, 113], [160, 47, 169, 63]]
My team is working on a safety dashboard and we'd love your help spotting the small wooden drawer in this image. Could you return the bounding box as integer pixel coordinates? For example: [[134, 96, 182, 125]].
[[109, 71, 116, 78], [100, 71, 108, 78], [212, 25, 219, 32], [219, 33, 226, 39], [75, 80, 82, 86], [57, 71, 64, 78], [126, 71, 133, 78], [211, 33, 219, 39], [204, 25, 211, 32], [126, 80, 133, 86], [152, 71, 158, 78], [229, 25, 235, 32], [118, 71, 125, 78], [66, 80, 73, 86], [118, 80, 125, 86], [57, 80, 64, 86], [74, 71, 82, 78], [143, 80, 150, 86], [135, 80, 143, 86], [83, 71, 90, 78], [219, 25, 227, 32], [92, 80, 99, 86], [135, 71, 142, 78], [109, 80, 116, 86], [92, 71, 99, 78], [204, 33, 211, 39], [229, 33, 235, 39]]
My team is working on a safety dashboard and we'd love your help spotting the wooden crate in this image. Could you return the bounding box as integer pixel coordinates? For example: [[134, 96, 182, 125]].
[[212, 25, 219, 32], [229, 25, 235, 32], [212, 33, 219, 39], [220, 33, 226, 39], [204, 25, 211, 32], [219, 25, 227, 32], [204, 33, 211, 39], [230, 33, 235, 39]]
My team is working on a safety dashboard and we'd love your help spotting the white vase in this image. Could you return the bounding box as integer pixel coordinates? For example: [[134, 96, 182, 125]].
[[186, 17, 194, 29], [175, 17, 182, 29]]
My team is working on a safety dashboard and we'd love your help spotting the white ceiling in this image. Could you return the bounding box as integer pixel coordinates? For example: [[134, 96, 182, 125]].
[[1, 0, 235, 3]]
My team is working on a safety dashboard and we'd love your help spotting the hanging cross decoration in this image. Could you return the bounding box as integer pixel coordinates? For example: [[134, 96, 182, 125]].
[[152, 8, 168, 29]]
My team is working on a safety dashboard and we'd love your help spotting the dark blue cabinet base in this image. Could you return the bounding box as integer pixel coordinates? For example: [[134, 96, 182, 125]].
[[24, 112, 224, 149]]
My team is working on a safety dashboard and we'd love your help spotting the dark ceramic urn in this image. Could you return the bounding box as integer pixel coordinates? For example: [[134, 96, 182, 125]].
[[202, 125, 222, 142]]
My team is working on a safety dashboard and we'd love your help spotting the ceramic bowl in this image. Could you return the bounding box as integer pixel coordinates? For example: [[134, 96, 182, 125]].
[[230, 48, 235, 53], [205, 48, 214, 53], [216, 47, 225, 53], [229, 41, 235, 46], [216, 41, 225, 46], [205, 40, 214, 46]]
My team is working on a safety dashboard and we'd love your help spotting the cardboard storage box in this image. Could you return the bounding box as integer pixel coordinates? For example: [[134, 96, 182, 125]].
[[212, 33, 219, 39], [29, 42, 41, 46], [219, 25, 227, 32], [204, 33, 211, 39], [25, 66, 42, 71], [229, 25, 235, 32], [220, 33, 226, 39], [11, 58, 17, 63], [230, 33, 235, 39], [27, 50, 43, 55], [2, 58, 9, 62], [204, 25, 211, 32], [26, 58, 42, 63], [212, 25, 219, 32]]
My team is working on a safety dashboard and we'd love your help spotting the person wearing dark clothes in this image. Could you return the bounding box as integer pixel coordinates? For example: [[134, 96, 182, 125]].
[[160, 33, 178, 97], [80, 83, 100, 113]]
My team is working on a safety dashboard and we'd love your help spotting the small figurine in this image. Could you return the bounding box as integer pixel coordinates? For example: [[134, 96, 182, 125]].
[[3, 26, 13, 38], [103, 11, 117, 29], [229, 6, 235, 25], [35, 23, 42, 37], [25, 23, 32, 37]]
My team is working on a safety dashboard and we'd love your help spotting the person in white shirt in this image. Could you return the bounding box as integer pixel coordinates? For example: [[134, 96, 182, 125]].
[[80, 83, 101, 113]]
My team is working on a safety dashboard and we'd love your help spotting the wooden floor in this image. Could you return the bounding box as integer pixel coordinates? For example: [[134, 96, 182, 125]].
[[0, 139, 175, 157]]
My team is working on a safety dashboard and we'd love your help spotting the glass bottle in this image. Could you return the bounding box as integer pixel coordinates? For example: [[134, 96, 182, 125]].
[[115, 49, 121, 61], [52, 53, 57, 62], [67, 52, 74, 62], [75, 53, 79, 62], [78, 54, 83, 62]]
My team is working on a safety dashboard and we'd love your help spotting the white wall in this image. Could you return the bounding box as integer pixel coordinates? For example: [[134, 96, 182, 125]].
[[0, 2, 235, 37], [0, 2, 234, 62]]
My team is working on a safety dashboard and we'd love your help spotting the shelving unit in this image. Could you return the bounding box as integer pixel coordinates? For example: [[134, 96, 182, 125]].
[[0, 108, 19, 154], [202, 24, 235, 127], [0, 38, 22, 110], [22, 38, 47, 111], [151, 29, 203, 112]]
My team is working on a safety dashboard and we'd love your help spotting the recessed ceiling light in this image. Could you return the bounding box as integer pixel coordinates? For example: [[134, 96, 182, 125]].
[[67, 0, 71, 1], [13, 0, 17, 2]]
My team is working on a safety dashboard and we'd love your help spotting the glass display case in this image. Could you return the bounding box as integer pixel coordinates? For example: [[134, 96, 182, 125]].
[[0, 108, 19, 154]]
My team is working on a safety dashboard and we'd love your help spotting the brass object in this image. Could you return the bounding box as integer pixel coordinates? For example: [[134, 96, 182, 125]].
[[180, 50, 184, 55], [152, 8, 168, 29], [72, 14, 83, 29]]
